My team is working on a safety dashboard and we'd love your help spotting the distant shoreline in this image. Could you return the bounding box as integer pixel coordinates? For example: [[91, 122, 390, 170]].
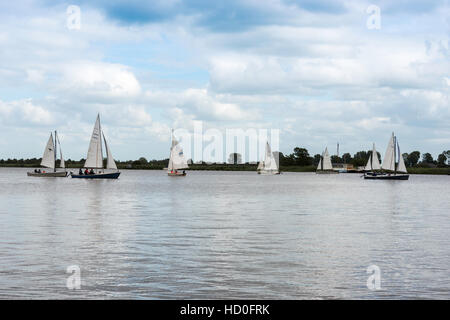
[[1, 164, 449, 174]]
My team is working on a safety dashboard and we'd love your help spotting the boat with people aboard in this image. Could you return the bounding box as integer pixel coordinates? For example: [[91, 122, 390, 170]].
[[257, 141, 280, 175], [70, 114, 120, 179], [167, 129, 189, 176], [27, 131, 68, 177], [364, 132, 409, 180]]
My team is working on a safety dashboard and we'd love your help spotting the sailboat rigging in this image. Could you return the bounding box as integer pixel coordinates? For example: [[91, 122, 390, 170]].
[[167, 129, 189, 176], [27, 131, 68, 177], [257, 142, 280, 175], [71, 114, 120, 179], [364, 132, 409, 180], [364, 143, 381, 172], [316, 147, 338, 174]]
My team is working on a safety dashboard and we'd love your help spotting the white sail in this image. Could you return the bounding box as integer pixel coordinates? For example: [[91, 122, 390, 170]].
[[257, 161, 264, 170], [168, 133, 188, 171], [322, 147, 333, 170], [40, 133, 55, 169], [396, 141, 408, 173], [55, 132, 65, 169], [365, 143, 381, 171], [259, 142, 279, 172], [103, 132, 117, 170], [364, 154, 372, 171], [382, 133, 396, 171], [316, 157, 322, 171], [371, 144, 381, 170], [84, 114, 103, 169], [263, 142, 279, 171]]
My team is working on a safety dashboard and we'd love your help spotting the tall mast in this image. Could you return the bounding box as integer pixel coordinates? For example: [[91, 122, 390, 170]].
[[54, 130, 57, 172], [371, 143, 373, 170], [394, 135, 397, 174], [321, 153, 323, 171]]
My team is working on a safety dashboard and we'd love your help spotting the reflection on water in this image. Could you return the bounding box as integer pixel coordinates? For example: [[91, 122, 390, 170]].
[[0, 168, 449, 299]]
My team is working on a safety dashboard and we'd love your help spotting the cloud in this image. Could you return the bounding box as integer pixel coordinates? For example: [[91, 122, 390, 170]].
[[0, 0, 448, 160], [59, 61, 141, 100], [0, 99, 53, 126]]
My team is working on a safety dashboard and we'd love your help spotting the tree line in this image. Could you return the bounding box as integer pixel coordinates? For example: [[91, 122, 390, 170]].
[[1, 149, 449, 169], [277, 148, 450, 168]]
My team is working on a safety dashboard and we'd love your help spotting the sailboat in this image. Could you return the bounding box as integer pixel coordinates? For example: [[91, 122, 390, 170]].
[[316, 147, 338, 174], [27, 131, 68, 177], [167, 130, 188, 176], [71, 114, 120, 179], [257, 142, 280, 175], [363, 143, 381, 172], [364, 132, 409, 180]]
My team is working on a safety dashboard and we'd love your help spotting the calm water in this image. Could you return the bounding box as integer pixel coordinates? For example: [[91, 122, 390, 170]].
[[0, 168, 449, 299]]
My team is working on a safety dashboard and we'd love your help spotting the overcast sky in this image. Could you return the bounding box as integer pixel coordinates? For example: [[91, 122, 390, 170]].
[[0, 0, 448, 161]]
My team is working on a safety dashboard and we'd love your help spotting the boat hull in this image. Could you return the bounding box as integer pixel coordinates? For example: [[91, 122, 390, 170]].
[[364, 173, 409, 180], [257, 171, 280, 175], [71, 172, 121, 179], [27, 171, 68, 177], [168, 172, 186, 176]]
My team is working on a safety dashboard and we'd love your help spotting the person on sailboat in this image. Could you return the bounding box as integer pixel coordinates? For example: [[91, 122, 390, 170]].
[[89, 169, 94, 175], [84, 168, 89, 175], [79, 168, 83, 175]]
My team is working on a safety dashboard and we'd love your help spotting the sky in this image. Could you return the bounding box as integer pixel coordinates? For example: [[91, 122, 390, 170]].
[[0, 0, 448, 162]]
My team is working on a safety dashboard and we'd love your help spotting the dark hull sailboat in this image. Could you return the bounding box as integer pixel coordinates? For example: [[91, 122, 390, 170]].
[[71, 114, 120, 180], [71, 172, 120, 179], [364, 133, 409, 181], [364, 173, 409, 180]]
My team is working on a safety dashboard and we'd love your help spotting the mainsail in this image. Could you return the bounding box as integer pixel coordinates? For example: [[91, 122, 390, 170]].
[[317, 147, 333, 170], [381, 132, 408, 173], [382, 133, 395, 171], [84, 115, 104, 169], [364, 143, 381, 171], [168, 132, 188, 171], [103, 132, 117, 170], [41, 133, 55, 169]]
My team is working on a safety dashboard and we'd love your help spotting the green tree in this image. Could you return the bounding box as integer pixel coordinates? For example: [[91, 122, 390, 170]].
[[331, 155, 342, 164], [351, 151, 368, 167], [293, 147, 312, 166], [422, 153, 434, 164], [313, 154, 321, 165], [437, 153, 447, 167], [342, 153, 352, 164], [407, 151, 420, 167], [138, 157, 148, 165]]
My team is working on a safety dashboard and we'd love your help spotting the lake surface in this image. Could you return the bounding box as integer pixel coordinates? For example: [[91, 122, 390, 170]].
[[0, 168, 449, 299]]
